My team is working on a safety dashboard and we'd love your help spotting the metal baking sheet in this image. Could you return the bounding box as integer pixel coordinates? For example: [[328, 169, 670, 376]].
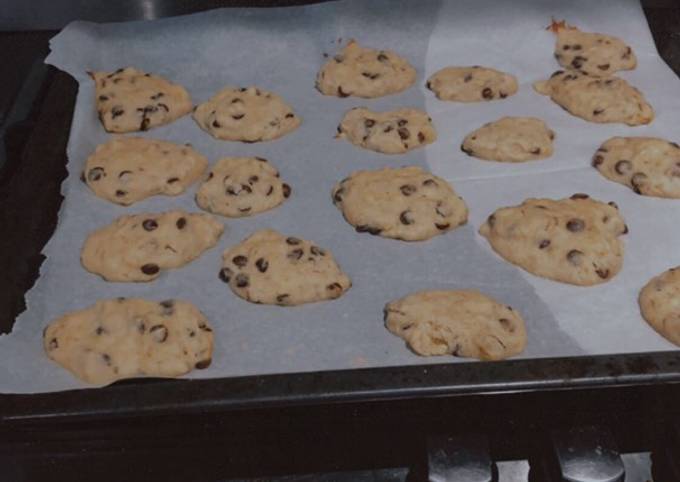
[[1, 0, 678, 394]]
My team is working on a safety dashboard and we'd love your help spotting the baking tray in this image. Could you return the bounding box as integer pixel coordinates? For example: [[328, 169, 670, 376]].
[[2, 2, 680, 425]]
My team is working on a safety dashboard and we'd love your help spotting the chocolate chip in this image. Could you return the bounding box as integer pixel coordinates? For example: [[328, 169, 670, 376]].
[[482, 87, 493, 99], [333, 187, 345, 203], [286, 237, 301, 245], [337, 86, 349, 97], [266, 185, 274, 196], [288, 248, 304, 260], [362, 72, 379, 79], [622, 46, 632, 59], [115, 190, 127, 197], [142, 219, 158, 231], [238, 207, 251, 213], [597, 147, 609, 153], [232, 113, 245, 120], [160, 300, 175, 315], [356, 225, 382, 235], [400, 184, 416, 196], [157, 103, 169, 112], [95, 326, 106, 335], [566, 218, 585, 232], [531, 147, 541, 155], [98, 95, 109, 101], [219, 267, 233, 283], [235, 273, 249, 288], [500, 92, 508, 98], [598, 63, 610, 71], [327, 282, 343, 292], [149, 324, 168, 343], [566, 250, 584, 266], [150, 92, 164, 100], [256, 258, 268, 273], [398, 127, 410, 140], [364, 119, 375, 128], [282, 183, 291, 198], [608, 201, 619, 210], [195, 359, 211, 369], [111, 106, 124, 118], [461, 145, 473, 156], [400, 211, 414, 225], [141, 263, 159, 275], [571, 55, 587, 69], [614, 160, 632, 175], [498, 318, 515, 332], [539, 239, 551, 249], [48, 337, 58, 350], [570, 193, 589, 200], [87, 167, 104, 182], [593, 108, 604, 115], [384, 125, 393, 133], [241, 183, 252, 193], [248, 175, 259, 184], [231, 98, 242, 104], [487, 214, 496, 227], [435, 223, 450, 230], [285, 112, 295, 118], [464, 74, 473, 82], [310, 246, 326, 256], [140, 117, 150, 131], [670, 142, 679, 149], [572, 44, 582, 50], [167, 177, 180, 183], [418, 132, 425, 143], [631, 172, 647, 194], [622, 224, 629, 235], [101, 353, 112, 365], [212, 120, 222, 128], [118, 170, 132, 180], [592, 155, 604, 167], [562, 45, 571, 51], [198, 322, 212, 332], [333, 54, 344, 63], [551, 70, 565, 78], [423, 179, 438, 187], [596, 268, 610, 279], [176, 217, 186, 229], [232, 255, 248, 267], [276, 294, 290, 304], [377, 52, 388, 62]]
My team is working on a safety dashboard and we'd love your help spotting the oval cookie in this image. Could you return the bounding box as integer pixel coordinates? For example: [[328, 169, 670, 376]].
[[479, 194, 628, 286], [43, 298, 214, 385], [385, 290, 527, 360], [550, 20, 637, 77], [81, 210, 224, 282], [90, 67, 192, 133], [461, 117, 555, 162], [219, 229, 351, 306], [336, 107, 437, 154], [639, 267, 680, 347], [196, 157, 291, 217], [533, 70, 653, 126], [592, 137, 680, 198], [193, 86, 301, 142], [332, 166, 468, 241], [426, 66, 518, 102], [82, 136, 208, 206], [316, 39, 416, 98]]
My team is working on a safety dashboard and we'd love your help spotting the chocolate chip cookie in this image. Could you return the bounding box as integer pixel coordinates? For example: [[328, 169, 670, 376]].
[[81, 210, 224, 282], [317, 39, 416, 98], [82, 136, 207, 205], [639, 267, 680, 347], [461, 117, 555, 162], [479, 194, 628, 286], [90, 67, 192, 133], [193, 86, 301, 142], [385, 290, 527, 360], [332, 166, 468, 241], [592, 137, 680, 198], [219, 229, 351, 306], [426, 66, 518, 102], [43, 298, 213, 385], [196, 157, 291, 217], [336, 107, 436, 154]]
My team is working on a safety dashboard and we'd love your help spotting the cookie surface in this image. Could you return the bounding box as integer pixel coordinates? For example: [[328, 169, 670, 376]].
[[385, 290, 526, 360], [461, 117, 555, 162], [551, 21, 637, 76], [336, 107, 436, 154], [43, 298, 213, 385], [90, 67, 192, 133], [479, 194, 627, 286], [533, 70, 653, 126], [82, 136, 207, 206], [426, 66, 518, 102], [219, 229, 351, 306], [332, 166, 468, 241], [639, 267, 680, 347], [196, 157, 291, 217], [316, 39, 416, 98], [82, 210, 224, 282], [193, 86, 301, 142], [592, 137, 680, 198]]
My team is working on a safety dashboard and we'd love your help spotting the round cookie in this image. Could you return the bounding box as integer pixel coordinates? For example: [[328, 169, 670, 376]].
[[332, 166, 468, 241], [316, 39, 416, 98], [461, 117, 555, 162], [384, 290, 527, 360], [479, 194, 628, 286], [219, 229, 351, 306], [550, 20, 637, 77], [533, 70, 653, 126], [426, 66, 518, 102], [195, 157, 291, 217], [90, 67, 192, 133], [43, 298, 213, 385], [82, 136, 208, 206], [592, 137, 680, 198], [81, 210, 224, 282], [639, 267, 680, 347], [193, 86, 301, 142], [336, 107, 437, 155]]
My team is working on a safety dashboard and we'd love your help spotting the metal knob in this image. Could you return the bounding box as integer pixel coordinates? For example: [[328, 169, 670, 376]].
[[551, 425, 624, 482]]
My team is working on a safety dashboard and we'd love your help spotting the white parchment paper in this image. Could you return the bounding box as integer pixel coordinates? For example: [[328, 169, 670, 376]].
[[0, 0, 676, 394]]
